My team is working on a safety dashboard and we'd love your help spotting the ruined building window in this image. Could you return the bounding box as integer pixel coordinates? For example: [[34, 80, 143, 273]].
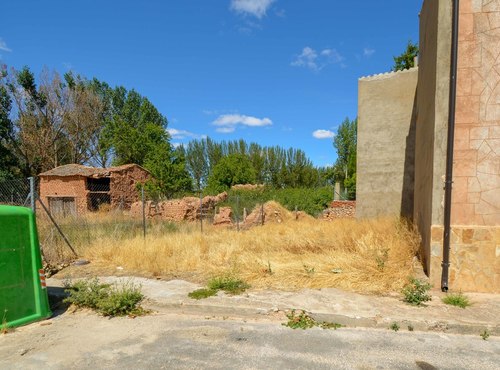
[[86, 177, 111, 192]]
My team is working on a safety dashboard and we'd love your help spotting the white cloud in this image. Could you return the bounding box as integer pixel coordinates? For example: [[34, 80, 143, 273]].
[[230, 0, 276, 19], [213, 114, 272, 133], [363, 47, 375, 57], [0, 38, 12, 52], [291, 47, 343, 71], [312, 129, 335, 139], [216, 127, 236, 134], [167, 128, 206, 140]]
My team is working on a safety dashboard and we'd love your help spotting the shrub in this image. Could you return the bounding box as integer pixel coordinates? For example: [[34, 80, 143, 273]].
[[390, 322, 400, 332], [442, 292, 471, 309], [188, 276, 250, 299], [282, 309, 343, 330], [96, 282, 145, 316], [208, 276, 250, 295], [188, 288, 217, 300], [217, 187, 333, 217], [64, 278, 146, 316], [63, 278, 110, 310], [402, 278, 432, 306]]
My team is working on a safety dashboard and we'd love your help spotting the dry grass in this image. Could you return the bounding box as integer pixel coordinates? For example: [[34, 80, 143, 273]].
[[75, 211, 420, 294]]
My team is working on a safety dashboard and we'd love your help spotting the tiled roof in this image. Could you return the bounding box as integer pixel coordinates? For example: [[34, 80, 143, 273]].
[[359, 66, 418, 81], [39, 164, 146, 177]]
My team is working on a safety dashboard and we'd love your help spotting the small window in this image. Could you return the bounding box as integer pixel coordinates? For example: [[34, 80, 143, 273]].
[[86, 177, 110, 192]]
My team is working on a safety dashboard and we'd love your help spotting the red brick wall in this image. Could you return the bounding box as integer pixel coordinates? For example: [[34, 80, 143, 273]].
[[39, 176, 88, 215]]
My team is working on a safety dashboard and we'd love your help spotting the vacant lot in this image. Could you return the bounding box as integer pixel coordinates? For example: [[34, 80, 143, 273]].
[[42, 203, 420, 294]]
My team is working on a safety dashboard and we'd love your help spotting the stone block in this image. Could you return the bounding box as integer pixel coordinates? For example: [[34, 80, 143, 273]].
[[456, 95, 481, 123], [453, 149, 477, 176]]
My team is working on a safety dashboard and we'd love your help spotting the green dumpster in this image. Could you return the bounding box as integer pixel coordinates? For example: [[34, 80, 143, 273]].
[[0, 205, 51, 328]]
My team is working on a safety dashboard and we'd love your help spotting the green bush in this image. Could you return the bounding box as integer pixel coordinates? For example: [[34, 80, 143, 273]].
[[442, 292, 471, 309], [64, 278, 146, 316], [208, 276, 250, 295], [187, 288, 217, 300], [402, 278, 432, 306], [216, 186, 333, 217], [63, 278, 110, 309], [188, 276, 250, 299]]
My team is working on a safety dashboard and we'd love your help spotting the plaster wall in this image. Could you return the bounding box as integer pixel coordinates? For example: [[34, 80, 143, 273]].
[[414, 0, 452, 275], [357, 68, 418, 219]]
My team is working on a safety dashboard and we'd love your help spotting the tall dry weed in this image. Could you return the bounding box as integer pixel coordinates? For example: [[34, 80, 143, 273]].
[[81, 217, 420, 294]]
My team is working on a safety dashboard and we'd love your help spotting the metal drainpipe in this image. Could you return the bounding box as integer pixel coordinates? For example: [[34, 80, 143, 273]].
[[441, 0, 460, 292]]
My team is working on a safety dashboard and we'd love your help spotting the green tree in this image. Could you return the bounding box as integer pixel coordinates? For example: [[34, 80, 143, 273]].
[[185, 139, 208, 191], [103, 89, 168, 166], [0, 83, 19, 180], [393, 41, 419, 72], [333, 117, 357, 199], [207, 153, 256, 193], [143, 143, 192, 199]]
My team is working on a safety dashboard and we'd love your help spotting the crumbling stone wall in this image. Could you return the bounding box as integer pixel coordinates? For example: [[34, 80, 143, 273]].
[[109, 166, 151, 209], [213, 207, 233, 227], [323, 201, 356, 220], [130, 192, 228, 222]]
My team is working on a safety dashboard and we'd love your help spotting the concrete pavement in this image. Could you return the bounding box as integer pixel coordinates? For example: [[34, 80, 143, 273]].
[[47, 276, 500, 336]]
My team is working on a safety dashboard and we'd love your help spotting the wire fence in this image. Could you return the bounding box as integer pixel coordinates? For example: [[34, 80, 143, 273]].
[[0, 177, 341, 265]]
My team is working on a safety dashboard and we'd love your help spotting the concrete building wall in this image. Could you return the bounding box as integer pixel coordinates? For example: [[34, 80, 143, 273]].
[[357, 68, 418, 219], [413, 0, 452, 276], [429, 0, 500, 292]]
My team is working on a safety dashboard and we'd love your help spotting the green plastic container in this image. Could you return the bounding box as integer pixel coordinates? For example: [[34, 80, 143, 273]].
[[0, 205, 51, 328]]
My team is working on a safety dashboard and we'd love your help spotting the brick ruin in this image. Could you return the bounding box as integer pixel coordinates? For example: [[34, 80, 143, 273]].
[[322, 201, 356, 220], [39, 164, 151, 216], [130, 192, 228, 222]]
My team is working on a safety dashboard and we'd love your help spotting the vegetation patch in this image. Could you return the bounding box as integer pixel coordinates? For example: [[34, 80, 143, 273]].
[[283, 309, 343, 330], [188, 275, 250, 299], [187, 288, 217, 300], [390, 322, 400, 332], [64, 278, 147, 317], [480, 329, 490, 341], [207, 276, 250, 295], [402, 278, 432, 306], [442, 292, 471, 309]]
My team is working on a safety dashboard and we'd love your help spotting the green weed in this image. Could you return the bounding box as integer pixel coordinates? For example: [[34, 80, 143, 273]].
[[188, 288, 217, 300], [188, 275, 250, 299], [442, 292, 471, 309], [1, 309, 10, 334], [390, 322, 400, 332], [283, 309, 343, 330], [402, 278, 432, 306], [207, 276, 250, 295], [64, 278, 146, 317], [480, 329, 490, 341]]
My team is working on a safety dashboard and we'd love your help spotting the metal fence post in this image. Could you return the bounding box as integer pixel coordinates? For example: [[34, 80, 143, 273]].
[[199, 192, 203, 233], [236, 195, 240, 232], [29, 177, 36, 213], [141, 185, 146, 239]]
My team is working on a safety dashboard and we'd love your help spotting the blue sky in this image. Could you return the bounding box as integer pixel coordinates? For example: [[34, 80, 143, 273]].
[[0, 0, 422, 167]]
